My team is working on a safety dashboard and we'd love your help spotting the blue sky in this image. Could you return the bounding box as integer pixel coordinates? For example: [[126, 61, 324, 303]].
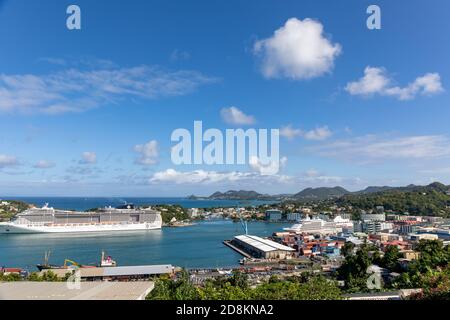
[[0, 0, 449, 196]]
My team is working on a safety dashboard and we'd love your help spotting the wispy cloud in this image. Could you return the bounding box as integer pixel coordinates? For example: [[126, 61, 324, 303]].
[[0, 155, 18, 168], [33, 160, 56, 169], [280, 125, 303, 140], [66, 165, 103, 178], [134, 140, 159, 166], [38, 57, 67, 66], [280, 125, 332, 141], [79, 152, 97, 165], [170, 49, 191, 62], [346, 66, 443, 100], [309, 134, 450, 162], [303, 126, 333, 141], [0, 63, 218, 114]]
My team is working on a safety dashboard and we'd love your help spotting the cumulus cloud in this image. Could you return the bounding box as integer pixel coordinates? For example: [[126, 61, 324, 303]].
[[249, 156, 287, 175], [220, 107, 256, 125], [280, 125, 332, 141], [79, 152, 97, 164], [134, 140, 159, 166], [346, 66, 443, 100], [0, 155, 18, 168], [280, 125, 303, 140], [150, 169, 291, 185], [33, 160, 56, 169], [0, 64, 217, 114], [310, 135, 450, 162], [147, 168, 363, 192], [253, 18, 341, 79]]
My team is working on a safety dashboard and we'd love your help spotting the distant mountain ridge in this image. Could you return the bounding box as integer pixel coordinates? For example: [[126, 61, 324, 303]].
[[189, 182, 450, 201], [192, 190, 275, 201], [209, 190, 271, 200], [293, 186, 349, 200]]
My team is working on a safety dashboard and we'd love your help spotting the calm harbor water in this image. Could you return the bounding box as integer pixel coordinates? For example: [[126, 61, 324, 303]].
[[0, 220, 290, 271], [5, 197, 278, 211]]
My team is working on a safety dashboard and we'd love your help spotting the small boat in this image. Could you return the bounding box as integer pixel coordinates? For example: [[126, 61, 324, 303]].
[[36, 251, 62, 271], [100, 250, 117, 267]]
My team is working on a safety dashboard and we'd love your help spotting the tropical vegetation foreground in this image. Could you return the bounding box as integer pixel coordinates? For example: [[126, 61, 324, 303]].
[[147, 239, 450, 300]]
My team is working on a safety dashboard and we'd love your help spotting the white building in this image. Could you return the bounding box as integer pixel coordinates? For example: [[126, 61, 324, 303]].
[[361, 213, 386, 222]]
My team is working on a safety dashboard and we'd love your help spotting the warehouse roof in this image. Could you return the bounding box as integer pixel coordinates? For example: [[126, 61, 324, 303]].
[[39, 264, 174, 278], [234, 235, 295, 253], [0, 281, 154, 300], [103, 264, 173, 276]]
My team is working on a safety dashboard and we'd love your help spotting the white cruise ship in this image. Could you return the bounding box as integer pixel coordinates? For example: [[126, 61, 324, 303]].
[[0, 204, 162, 234], [283, 216, 353, 235]]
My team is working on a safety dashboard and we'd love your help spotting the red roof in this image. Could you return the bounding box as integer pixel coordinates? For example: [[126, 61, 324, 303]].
[[2, 268, 22, 273]]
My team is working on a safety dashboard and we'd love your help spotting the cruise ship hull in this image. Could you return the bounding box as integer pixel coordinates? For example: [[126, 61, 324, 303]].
[[0, 222, 161, 234]]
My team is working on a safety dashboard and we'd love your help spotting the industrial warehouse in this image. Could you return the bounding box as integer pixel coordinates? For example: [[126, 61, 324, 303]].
[[228, 235, 295, 259], [0, 282, 155, 300], [41, 264, 175, 281]]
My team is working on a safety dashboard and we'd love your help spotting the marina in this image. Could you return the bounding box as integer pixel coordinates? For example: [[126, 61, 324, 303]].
[[0, 220, 290, 271]]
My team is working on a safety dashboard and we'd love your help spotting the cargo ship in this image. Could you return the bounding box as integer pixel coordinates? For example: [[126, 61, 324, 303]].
[[37, 251, 117, 271], [0, 203, 162, 234]]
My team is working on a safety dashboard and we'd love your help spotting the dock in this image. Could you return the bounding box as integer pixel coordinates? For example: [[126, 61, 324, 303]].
[[223, 240, 252, 258]]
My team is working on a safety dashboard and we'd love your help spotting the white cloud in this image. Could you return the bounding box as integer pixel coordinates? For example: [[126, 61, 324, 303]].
[[280, 125, 332, 141], [66, 166, 102, 177], [310, 135, 450, 162], [170, 49, 191, 62], [0, 155, 18, 168], [33, 160, 56, 169], [134, 140, 159, 166], [346, 66, 443, 100], [249, 156, 287, 175], [304, 126, 333, 141], [220, 107, 255, 125], [150, 169, 291, 185], [345, 67, 390, 96], [79, 152, 97, 164], [301, 169, 348, 185], [0, 64, 217, 114], [280, 125, 303, 140], [253, 18, 341, 79]]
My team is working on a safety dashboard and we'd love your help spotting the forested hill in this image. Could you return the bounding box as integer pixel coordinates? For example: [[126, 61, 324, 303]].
[[334, 182, 450, 217], [0, 200, 31, 221]]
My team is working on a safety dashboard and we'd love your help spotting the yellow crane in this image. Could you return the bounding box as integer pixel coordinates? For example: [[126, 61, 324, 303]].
[[63, 259, 80, 268]]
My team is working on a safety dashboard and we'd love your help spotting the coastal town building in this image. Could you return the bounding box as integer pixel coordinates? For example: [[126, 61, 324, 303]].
[[361, 213, 386, 222], [286, 212, 302, 221], [231, 235, 295, 259], [265, 210, 283, 222]]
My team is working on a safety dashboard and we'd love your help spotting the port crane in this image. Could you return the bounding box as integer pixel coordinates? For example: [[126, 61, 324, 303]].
[[236, 201, 251, 235], [63, 259, 80, 268]]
